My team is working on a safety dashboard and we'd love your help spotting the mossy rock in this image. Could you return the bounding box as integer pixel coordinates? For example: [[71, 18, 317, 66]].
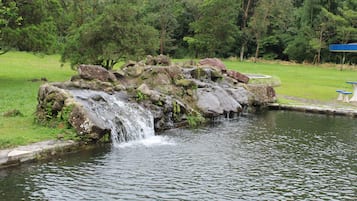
[[126, 66, 145, 77], [175, 79, 197, 88]]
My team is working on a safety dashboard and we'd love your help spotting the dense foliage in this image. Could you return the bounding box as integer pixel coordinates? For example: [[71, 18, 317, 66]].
[[1, 0, 356, 67]]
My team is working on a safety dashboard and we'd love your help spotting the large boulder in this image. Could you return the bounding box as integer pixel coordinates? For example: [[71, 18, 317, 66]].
[[246, 85, 276, 103], [198, 58, 227, 73], [189, 66, 223, 82], [78, 65, 117, 82], [225, 87, 254, 106], [36, 84, 73, 123], [68, 104, 108, 141], [196, 86, 242, 117], [226, 70, 250, 84], [36, 84, 108, 142]]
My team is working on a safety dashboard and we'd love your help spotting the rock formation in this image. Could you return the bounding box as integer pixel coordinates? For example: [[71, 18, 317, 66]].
[[36, 56, 276, 143]]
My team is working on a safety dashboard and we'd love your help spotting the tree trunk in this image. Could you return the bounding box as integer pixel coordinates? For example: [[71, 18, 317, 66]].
[[340, 52, 345, 71], [254, 41, 260, 62], [240, 0, 252, 62], [317, 29, 323, 65], [160, 28, 166, 55], [240, 44, 245, 61]]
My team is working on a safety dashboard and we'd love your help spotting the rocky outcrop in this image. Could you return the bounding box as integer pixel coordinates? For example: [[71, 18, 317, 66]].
[[36, 56, 277, 143]]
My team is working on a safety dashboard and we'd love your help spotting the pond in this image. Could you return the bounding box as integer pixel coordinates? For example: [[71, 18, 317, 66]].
[[0, 111, 356, 200]]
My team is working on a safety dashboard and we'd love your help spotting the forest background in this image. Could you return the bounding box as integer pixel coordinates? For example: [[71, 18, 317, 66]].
[[0, 0, 356, 69]]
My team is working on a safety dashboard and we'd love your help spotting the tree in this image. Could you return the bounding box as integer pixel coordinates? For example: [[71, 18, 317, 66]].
[[248, 0, 294, 61], [0, 0, 22, 54], [335, 0, 357, 44], [248, 0, 272, 61], [144, 0, 183, 55], [62, 1, 159, 69], [1, 0, 68, 54], [239, 0, 256, 61], [185, 0, 239, 57]]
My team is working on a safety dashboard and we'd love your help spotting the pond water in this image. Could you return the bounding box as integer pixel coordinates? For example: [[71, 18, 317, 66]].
[[0, 111, 356, 200]]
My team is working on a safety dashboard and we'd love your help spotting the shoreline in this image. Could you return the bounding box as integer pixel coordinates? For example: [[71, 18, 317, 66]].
[[0, 140, 81, 169], [268, 103, 357, 117], [1, 102, 357, 169]]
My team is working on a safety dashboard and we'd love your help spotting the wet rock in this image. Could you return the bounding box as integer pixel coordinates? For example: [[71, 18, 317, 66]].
[[68, 105, 107, 142]]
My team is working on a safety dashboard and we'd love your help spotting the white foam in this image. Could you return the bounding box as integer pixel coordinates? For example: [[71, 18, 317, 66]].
[[115, 136, 176, 148]]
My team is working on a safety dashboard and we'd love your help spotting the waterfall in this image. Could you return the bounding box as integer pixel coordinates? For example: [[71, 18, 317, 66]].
[[107, 97, 155, 145], [69, 90, 155, 147]]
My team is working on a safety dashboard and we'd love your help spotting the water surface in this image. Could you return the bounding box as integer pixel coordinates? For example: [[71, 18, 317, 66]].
[[0, 111, 356, 200]]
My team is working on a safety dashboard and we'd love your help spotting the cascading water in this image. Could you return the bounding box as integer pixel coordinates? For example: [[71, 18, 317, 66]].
[[69, 90, 157, 147]]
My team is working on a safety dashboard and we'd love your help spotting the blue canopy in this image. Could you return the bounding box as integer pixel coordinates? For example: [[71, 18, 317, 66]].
[[329, 44, 357, 52]]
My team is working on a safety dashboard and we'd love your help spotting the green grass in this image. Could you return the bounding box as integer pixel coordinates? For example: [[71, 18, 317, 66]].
[[223, 60, 357, 101], [0, 52, 75, 149]]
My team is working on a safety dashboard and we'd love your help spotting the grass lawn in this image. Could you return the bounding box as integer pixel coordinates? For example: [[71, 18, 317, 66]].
[[1, 52, 357, 149], [0, 52, 75, 149], [224, 60, 357, 101]]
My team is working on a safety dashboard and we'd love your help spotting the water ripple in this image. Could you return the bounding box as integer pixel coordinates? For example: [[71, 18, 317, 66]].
[[0, 111, 356, 200]]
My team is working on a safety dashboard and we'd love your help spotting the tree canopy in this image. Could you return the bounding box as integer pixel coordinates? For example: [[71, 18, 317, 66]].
[[1, 0, 356, 67], [61, 1, 158, 69]]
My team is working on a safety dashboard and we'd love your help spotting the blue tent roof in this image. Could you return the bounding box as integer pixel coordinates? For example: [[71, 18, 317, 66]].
[[329, 44, 357, 52]]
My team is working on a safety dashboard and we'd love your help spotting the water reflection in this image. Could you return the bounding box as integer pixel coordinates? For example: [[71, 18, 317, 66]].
[[0, 111, 356, 200]]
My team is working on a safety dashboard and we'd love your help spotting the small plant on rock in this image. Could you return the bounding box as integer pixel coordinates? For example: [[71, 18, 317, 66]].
[[186, 113, 205, 128], [136, 91, 147, 101]]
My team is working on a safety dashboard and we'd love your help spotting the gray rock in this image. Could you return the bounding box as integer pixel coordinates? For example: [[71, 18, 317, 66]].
[[197, 88, 224, 116], [246, 84, 277, 104], [196, 86, 242, 117], [226, 87, 254, 105]]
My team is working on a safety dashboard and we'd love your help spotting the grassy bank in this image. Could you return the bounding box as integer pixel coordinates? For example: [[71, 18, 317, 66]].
[[0, 52, 75, 148], [224, 60, 357, 101], [1, 52, 357, 149]]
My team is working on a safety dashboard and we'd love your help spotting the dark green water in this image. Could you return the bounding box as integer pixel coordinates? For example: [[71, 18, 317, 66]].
[[0, 111, 356, 200]]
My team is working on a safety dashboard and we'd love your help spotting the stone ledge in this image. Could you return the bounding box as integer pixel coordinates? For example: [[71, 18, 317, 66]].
[[268, 103, 357, 117], [0, 140, 78, 169]]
